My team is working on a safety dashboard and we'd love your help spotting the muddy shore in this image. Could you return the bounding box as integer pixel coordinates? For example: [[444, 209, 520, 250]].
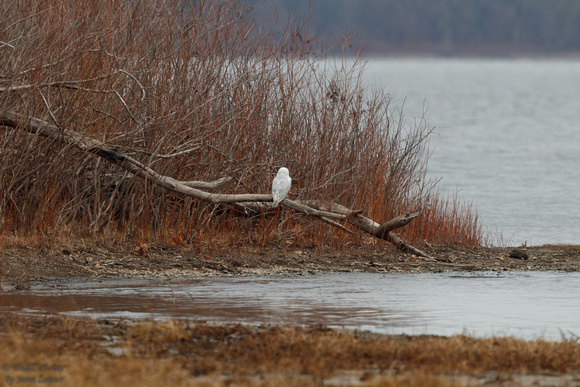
[[2, 244, 580, 288]]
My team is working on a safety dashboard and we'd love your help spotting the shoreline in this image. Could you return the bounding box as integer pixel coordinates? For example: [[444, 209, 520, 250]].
[[2, 244, 580, 287], [2, 245, 580, 287]]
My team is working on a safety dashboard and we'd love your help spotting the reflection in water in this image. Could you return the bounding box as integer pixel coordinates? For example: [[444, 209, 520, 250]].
[[2, 272, 579, 340]]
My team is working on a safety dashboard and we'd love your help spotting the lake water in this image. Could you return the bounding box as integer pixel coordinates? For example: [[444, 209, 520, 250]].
[[364, 58, 580, 246], [2, 272, 579, 341]]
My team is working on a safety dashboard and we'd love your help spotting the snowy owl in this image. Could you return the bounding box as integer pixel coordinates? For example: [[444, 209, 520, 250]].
[[271, 167, 292, 206]]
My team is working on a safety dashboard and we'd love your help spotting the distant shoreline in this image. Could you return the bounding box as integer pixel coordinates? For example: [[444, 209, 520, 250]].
[[359, 43, 580, 59], [326, 41, 580, 59]]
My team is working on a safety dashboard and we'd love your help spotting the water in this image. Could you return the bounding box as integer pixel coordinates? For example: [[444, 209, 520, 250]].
[[363, 58, 580, 246], [3, 272, 579, 341]]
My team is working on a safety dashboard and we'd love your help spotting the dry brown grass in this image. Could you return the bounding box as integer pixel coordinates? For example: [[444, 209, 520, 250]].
[[0, 0, 484, 250], [1, 316, 579, 386]]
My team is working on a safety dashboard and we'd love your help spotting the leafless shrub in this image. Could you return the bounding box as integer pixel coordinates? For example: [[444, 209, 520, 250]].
[[0, 0, 483, 247]]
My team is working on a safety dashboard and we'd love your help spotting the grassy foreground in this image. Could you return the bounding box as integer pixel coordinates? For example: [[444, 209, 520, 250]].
[[1, 316, 579, 386]]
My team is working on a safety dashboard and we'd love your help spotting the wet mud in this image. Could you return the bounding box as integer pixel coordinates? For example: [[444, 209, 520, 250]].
[[1, 244, 579, 288]]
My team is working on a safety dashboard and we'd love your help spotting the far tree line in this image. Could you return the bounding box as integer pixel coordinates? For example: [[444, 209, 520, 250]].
[[250, 0, 580, 55]]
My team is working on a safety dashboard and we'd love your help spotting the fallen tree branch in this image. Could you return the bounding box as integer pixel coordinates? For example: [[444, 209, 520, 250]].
[[373, 212, 420, 238], [0, 109, 435, 260], [386, 232, 435, 260], [304, 201, 435, 260], [183, 176, 232, 190], [0, 110, 269, 203]]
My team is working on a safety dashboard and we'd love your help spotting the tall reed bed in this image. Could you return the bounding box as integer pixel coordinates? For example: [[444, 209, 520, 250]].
[[0, 0, 483, 248]]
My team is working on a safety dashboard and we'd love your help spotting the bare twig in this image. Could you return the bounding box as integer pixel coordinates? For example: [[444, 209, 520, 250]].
[[155, 146, 203, 159], [119, 69, 146, 101], [0, 41, 15, 50], [36, 87, 59, 126]]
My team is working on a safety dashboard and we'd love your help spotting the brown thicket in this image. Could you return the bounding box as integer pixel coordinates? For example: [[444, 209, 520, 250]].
[[0, 0, 483, 249]]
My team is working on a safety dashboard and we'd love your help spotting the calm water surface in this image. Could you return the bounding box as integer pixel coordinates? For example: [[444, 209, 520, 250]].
[[3, 272, 579, 341], [364, 59, 580, 245]]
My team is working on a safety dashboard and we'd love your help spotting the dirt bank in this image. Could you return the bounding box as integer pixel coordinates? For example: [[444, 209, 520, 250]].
[[2, 244, 580, 288]]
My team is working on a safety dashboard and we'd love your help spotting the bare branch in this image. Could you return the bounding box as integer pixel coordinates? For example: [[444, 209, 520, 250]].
[[373, 212, 420, 238], [36, 87, 59, 126], [0, 74, 119, 93], [0, 110, 268, 203], [0, 110, 437, 259], [0, 41, 15, 50], [182, 176, 232, 190], [320, 216, 353, 234], [119, 69, 146, 101], [155, 146, 203, 159], [114, 90, 140, 125]]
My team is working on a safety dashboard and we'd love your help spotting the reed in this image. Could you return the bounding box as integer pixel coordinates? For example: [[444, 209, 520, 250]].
[[0, 0, 484, 250]]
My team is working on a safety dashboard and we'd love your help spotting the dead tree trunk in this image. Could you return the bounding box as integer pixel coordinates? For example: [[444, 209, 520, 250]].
[[0, 110, 435, 260]]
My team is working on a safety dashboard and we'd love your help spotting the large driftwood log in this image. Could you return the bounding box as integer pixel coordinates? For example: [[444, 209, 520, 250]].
[[304, 202, 433, 259], [0, 110, 435, 260]]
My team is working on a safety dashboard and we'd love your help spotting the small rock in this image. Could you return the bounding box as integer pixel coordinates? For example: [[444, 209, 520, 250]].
[[509, 249, 529, 260], [171, 235, 184, 246], [132, 243, 149, 256]]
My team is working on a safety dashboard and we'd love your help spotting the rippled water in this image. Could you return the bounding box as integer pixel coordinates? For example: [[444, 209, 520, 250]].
[[364, 59, 580, 246], [3, 272, 579, 341]]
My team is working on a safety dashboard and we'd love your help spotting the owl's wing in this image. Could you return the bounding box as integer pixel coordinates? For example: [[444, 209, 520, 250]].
[[272, 176, 291, 197]]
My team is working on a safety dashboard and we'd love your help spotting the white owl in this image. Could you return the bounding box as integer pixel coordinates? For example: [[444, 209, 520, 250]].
[[271, 167, 292, 206]]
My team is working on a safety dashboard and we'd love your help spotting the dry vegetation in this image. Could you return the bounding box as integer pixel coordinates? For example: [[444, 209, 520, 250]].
[[1, 316, 579, 386], [0, 0, 484, 251], [1, 4, 577, 387]]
